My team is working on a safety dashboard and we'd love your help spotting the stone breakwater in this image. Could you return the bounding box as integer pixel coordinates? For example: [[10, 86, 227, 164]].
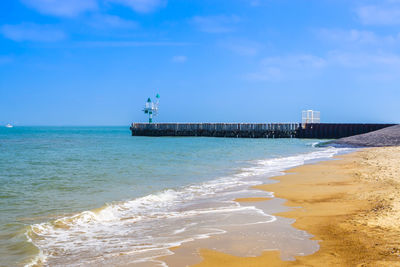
[[333, 124, 400, 147]]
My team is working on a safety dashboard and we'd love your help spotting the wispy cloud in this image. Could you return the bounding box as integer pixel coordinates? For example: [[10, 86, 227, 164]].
[[78, 41, 191, 47], [1, 23, 66, 42], [245, 67, 282, 81], [249, 0, 268, 7], [87, 14, 138, 29], [21, 0, 166, 17], [327, 51, 400, 68], [318, 29, 379, 44], [262, 54, 326, 69], [219, 39, 262, 56], [327, 51, 400, 81], [172, 55, 187, 63], [250, 0, 261, 7], [246, 54, 326, 81], [246, 51, 400, 82], [192, 15, 240, 33], [106, 0, 167, 13], [0, 55, 13, 65], [316, 28, 400, 49], [21, 0, 97, 17], [357, 5, 400, 25]]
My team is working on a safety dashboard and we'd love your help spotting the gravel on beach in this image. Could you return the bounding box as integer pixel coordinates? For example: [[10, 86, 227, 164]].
[[333, 124, 400, 147]]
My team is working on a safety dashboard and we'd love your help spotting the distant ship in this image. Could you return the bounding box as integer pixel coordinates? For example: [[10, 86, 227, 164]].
[[5, 123, 13, 128]]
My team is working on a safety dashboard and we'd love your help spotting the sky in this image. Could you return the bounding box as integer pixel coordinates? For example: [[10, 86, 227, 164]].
[[0, 0, 399, 125]]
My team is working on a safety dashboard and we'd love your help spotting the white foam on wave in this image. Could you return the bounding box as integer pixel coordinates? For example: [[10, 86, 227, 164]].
[[25, 145, 352, 266], [23, 249, 47, 267], [238, 146, 351, 178]]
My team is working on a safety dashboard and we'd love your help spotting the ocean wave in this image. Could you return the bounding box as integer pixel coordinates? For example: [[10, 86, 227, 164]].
[[25, 146, 352, 266]]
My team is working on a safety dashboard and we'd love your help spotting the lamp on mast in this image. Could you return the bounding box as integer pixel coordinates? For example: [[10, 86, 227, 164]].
[[143, 94, 160, 123]]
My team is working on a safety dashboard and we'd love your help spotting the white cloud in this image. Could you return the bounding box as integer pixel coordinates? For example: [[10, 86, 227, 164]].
[[317, 28, 400, 49], [21, 0, 97, 17], [246, 51, 400, 82], [107, 0, 166, 13], [88, 14, 138, 29], [246, 54, 325, 81], [245, 67, 281, 81], [78, 41, 191, 47], [219, 39, 262, 56], [357, 5, 400, 25], [327, 51, 400, 81], [172, 55, 187, 63], [192, 15, 240, 33], [0, 56, 13, 65], [318, 29, 379, 44], [1, 23, 66, 42], [250, 0, 261, 7], [262, 54, 326, 68], [327, 51, 400, 68], [22, 0, 166, 17]]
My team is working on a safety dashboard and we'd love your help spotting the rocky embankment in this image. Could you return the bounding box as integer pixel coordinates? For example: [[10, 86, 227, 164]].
[[333, 124, 400, 147]]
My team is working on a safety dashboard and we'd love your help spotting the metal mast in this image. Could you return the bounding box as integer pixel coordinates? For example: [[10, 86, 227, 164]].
[[143, 94, 160, 123]]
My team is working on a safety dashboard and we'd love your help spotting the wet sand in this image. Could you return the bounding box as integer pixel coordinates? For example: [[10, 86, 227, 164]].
[[233, 197, 271, 202], [164, 147, 400, 266]]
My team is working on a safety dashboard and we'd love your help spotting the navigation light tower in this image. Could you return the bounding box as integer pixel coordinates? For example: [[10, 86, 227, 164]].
[[143, 94, 160, 123]]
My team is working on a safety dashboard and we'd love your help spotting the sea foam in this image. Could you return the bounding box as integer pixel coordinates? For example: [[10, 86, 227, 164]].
[[25, 146, 352, 266]]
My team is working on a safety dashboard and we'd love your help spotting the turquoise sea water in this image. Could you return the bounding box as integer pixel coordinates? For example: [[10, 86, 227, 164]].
[[0, 127, 349, 266]]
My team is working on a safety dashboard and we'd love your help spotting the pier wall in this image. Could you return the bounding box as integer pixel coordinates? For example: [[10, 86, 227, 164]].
[[297, 123, 395, 139], [130, 123, 396, 139]]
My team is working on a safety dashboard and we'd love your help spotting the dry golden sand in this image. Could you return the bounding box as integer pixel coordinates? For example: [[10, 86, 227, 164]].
[[192, 147, 400, 267]]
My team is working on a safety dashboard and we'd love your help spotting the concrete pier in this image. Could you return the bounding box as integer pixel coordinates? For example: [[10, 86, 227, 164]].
[[130, 123, 396, 139]]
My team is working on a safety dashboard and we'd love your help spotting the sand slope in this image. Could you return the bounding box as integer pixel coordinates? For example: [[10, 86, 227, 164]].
[[194, 147, 400, 266]]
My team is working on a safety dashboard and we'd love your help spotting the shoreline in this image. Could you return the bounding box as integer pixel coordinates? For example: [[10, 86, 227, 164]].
[[166, 147, 400, 266], [24, 140, 336, 267]]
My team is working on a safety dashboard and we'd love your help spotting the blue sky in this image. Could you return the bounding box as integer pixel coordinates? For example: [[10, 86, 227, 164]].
[[0, 0, 399, 125]]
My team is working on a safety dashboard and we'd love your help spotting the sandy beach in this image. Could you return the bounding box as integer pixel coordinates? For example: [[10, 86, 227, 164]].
[[161, 146, 400, 266]]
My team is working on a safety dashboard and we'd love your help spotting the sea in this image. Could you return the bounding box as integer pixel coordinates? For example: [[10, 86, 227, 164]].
[[0, 126, 352, 266]]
